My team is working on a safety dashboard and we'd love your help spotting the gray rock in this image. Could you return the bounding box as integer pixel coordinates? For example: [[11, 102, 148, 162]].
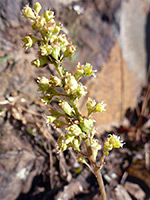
[[120, 0, 147, 84]]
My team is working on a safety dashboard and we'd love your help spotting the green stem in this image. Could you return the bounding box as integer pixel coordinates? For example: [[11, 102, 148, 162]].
[[39, 29, 46, 41], [70, 99, 80, 116], [85, 139, 106, 200], [55, 62, 80, 117], [99, 153, 105, 169], [55, 62, 63, 78]]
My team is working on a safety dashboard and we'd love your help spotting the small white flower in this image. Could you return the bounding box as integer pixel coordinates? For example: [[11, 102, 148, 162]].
[[73, 5, 84, 15], [95, 101, 107, 112], [100, 101, 107, 111], [110, 134, 124, 148], [92, 70, 97, 78]]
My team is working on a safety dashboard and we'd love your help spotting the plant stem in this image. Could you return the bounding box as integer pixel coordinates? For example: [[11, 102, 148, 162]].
[[70, 99, 80, 116], [94, 168, 106, 200], [55, 62, 63, 78], [99, 153, 105, 169], [85, 139, 106, 200]]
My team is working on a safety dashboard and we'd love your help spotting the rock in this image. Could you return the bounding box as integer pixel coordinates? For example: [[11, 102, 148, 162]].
[[127, 160, 150, 188], [79, 0, 149, 129], [80, 42, 140, 126], [125, 181, 146, 200], [115, 185, 132, 200], [0, 122, 45, 200], [0, 0, 22, 28], [120, 0, 146, 84], [0, 149, 44, 200]]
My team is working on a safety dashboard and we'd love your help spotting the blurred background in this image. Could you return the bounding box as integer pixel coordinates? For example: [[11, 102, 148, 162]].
[[0, 0, 150, 200]]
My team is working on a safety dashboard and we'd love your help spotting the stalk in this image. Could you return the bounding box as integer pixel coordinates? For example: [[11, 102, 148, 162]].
[[94, 167, 106, 200], [55, 62, 63, 78], [70, 99, 80, 116], [86, 139, 106, 200]]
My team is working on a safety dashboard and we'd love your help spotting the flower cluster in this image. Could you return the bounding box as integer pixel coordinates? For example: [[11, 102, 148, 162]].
[[22, 2, 76, 68], [22, 2, 123, 168], [75, 62, 97, 80], [86, 97, 107, 116], [79, 117, 95, 135], [58, 124, 82, 151], [64, 72, 87, 98], [104, 134, 124, 156]]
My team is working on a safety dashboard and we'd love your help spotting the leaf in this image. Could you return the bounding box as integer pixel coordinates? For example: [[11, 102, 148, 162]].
[[0, 56, 14, 65]]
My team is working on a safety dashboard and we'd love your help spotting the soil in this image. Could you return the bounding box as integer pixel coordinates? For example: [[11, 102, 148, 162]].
[[0, 0, 150, 200]]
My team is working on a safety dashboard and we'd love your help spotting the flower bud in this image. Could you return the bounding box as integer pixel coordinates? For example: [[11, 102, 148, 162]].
[[57, 135, 68, 151], [50, 34, 57, 43], [53, 23, 62, 35], [37, 76, 49, 93], [32, 21, 38, 31], [49, 75, 62, 86], [32, 14, 46, 30], [34, 2, 42, 14], [60, 143, 68, 151], [58, 34, 68, 45], [58, 34, 69, 53], [63, 44, 76, 58], [65, 133, 74, 144], [83, 63, 97, 77], [40, 44, 52, 56], [22, 36, 33, 49], [91, 138, 101, 161], [104, 141, 113, 153], [86, 97, 96, 115], [66, 124, 82, 136], [72, 137, 80, 151], [59, 100, 74, 116], [64, 72, 78, 95], [46, 115, 57, 123], [44, 10, 54, 22], [51, 44, 60, 60], [31, 56, 50, 67], [75, 62, 84, 80], [22, 35, 38, 49], [92, 147, 99, 161], [76, 83, 87, 98], [22, 4, 36, 19], [79, 117, 95, 134], [38, 14, 46, 28], [43, 22, 55, 33]]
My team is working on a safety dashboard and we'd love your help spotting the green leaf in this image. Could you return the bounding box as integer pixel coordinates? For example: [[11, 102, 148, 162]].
[[0, 56, 14, 65]]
